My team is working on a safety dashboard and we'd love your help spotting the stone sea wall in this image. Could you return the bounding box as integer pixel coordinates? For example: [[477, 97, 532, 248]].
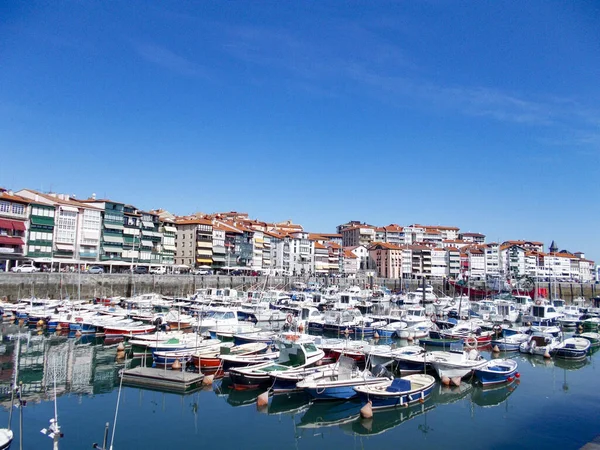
[[0, 273, 597, 302]]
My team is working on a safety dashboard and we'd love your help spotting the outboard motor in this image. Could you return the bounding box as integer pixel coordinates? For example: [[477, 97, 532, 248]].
[[371, 364, 394, 379]]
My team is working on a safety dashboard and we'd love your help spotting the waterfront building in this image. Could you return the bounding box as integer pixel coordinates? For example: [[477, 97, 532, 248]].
[[382, 224, 404, 246], [502, 240, 544, 253], [345, 245, 370, 271], [138, 210, 162, 265], [484, 243, 501, 277], [0, 189, 29, 270], [460, 232, 486, 244], [431, 247, 448, 278], [17, 190, 103, 266], [340, 224, 376, 247], [159, 218, 176, 266], [81, 197, 125, 264], [467, 248, 485, 279], [445, 247, 461, 278], [261, 231, 275, 272], [343, 248, 359, 275], [313, 242, 329, 274], [269, 220, 304, 235], [368, 242, 403, 279], [211, 225, 227, 269], [325, 242, 342, 274], [250, 230, 263, 270], [123, 205, 142, 265], [501, 244, 527, 280], [270, 231, 314, 276], [175, 217, 213, 269]]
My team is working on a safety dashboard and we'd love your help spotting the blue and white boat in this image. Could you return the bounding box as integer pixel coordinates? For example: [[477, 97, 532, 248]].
[[353, 374, 436, 409], [490, 333, 530, 352], [473, 359, 519, 385], [374, 321, 407, 338], [550, 337, 590, 361], [296, 357, 392, 401]]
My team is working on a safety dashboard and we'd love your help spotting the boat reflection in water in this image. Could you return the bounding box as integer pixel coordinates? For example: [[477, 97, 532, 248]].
[[212, 377, 263, 408], [296, 400, 362, 429], [471, 380, 519, 408], [432, 381, 473, 406], [343, 401, 436, 436], [266, 392, 311, 417]]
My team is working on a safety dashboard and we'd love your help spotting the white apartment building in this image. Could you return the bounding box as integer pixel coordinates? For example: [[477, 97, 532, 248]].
[[431, 247, 447, 278], [347, 245, 369, 271], [270, 231, 314, 276], [468, 249, 485, 279], [343, 249, 359, 274], [484, 244, 501, 276], [501, 244, 527, 279], [382, 224, 404, 246]]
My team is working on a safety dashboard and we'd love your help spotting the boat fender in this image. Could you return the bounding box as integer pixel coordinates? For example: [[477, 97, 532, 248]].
[[360, 401, 373, 419], [515, 372, 520, 378], [507, 376, 514, 382], [435, 299, 441, 305], [493, 325, 502, 334]]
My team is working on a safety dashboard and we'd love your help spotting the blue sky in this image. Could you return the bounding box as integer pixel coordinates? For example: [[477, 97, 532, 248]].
[[1, 1, 599, 260]]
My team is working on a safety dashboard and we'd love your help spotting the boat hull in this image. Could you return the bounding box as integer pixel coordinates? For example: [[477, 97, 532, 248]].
[[356, 383, 434, 409]]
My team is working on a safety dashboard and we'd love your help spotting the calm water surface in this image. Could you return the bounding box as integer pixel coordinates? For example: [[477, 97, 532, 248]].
[[0, 325, 598, 450]]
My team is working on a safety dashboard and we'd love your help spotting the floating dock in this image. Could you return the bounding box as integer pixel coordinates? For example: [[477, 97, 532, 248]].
[[121, 367, 205, 393]]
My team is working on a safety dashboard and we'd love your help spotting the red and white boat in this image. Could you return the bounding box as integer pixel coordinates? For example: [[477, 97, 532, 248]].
[[104, 323, 157, 336], [191, 342, 268, 371]]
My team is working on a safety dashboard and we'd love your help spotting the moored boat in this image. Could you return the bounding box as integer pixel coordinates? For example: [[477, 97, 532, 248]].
[[353, 373, 436, 409], [229, 337, 324, 389], [550, 337, 590, 361], [473, 359, 519, 385], [296, 358, 393, 401]]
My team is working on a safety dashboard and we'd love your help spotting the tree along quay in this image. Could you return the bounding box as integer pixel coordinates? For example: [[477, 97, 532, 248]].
[[0, 273, 597, 302]]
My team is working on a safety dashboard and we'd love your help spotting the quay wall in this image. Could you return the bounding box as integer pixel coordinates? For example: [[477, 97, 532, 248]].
[[0, 273, 598, 302]]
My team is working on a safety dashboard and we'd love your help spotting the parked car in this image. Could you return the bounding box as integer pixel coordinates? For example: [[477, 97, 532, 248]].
[[133, 266, 148, 274], [11, 262, 39, 273], [88, 266, 104, 274], [192, 269, 212, 275], [149, 266, 166, 275]]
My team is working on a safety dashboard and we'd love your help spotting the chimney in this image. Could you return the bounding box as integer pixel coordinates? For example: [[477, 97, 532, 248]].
[[91, 193, 96, 200]]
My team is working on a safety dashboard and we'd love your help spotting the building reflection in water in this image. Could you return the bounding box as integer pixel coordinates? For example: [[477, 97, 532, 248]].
[[0, 325, 119, 408]]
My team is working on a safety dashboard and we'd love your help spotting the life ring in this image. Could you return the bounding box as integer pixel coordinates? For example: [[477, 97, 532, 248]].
[[493, 324, 502, 333], [465, 336, 477, 349], [430, 315, 437, 323], [535, 300, 542, 305], [286, 314, 294, 324], [450, 300, 456, 306], [435, 299, 441, 305]]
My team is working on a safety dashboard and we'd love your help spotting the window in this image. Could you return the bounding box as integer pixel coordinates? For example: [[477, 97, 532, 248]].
[[11, 204, 25, 215], [56, 209, 77, 244], [0, 202, 9, 213]]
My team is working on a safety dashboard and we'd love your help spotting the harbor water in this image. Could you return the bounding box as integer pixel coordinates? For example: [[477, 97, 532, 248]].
[[0, 324, 598, 450]]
